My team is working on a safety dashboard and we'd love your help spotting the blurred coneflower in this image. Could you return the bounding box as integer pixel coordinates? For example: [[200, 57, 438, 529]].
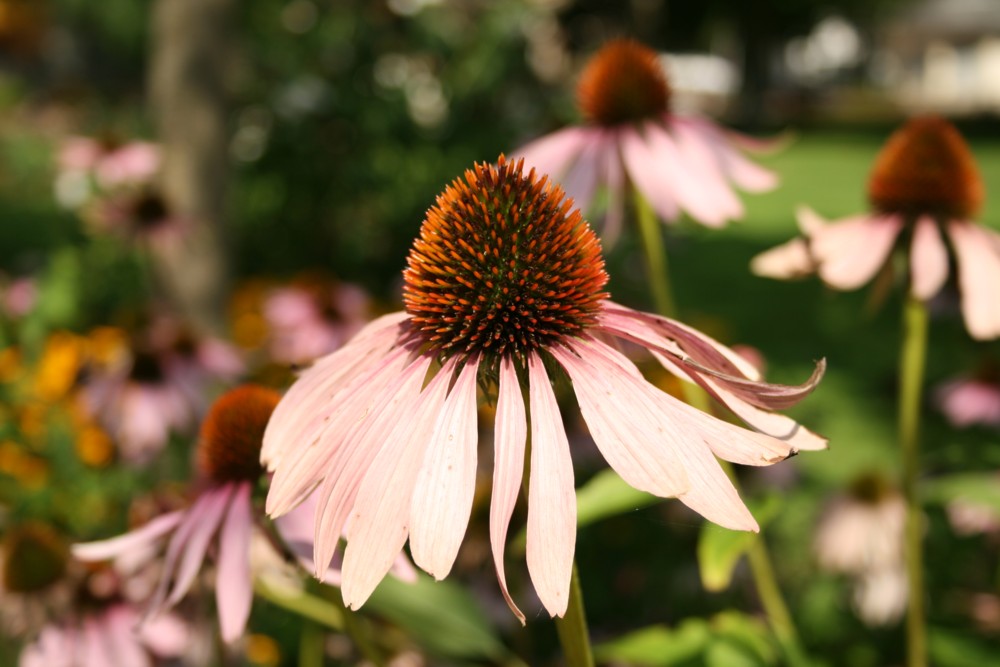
[[753, 116, 1000, 340], [935, 363, 1000, 429], [262, 156, 824, 622], [514, 39, 777, 244], [85, 188, 186, 246], [58, 136, 161, 190]]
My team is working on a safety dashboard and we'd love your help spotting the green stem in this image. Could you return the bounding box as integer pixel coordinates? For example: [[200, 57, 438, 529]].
[[899, 297, 929, 667], [298, 621, 325, 667], [633, 186, 676, 317], [554, 563, 595, 667], [253, 576, 343, 630], [631, 188, 808, 665], [321, 583, 387, 667]]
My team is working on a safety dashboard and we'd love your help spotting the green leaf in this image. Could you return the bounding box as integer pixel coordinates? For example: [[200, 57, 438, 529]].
[[594, 620, 711, 666], [366, 572, 508, 661], [697, 496, 780, 592], [929, 628, 1000, 666], [705, 638, 765, 667], [709, 611, 777, 664]]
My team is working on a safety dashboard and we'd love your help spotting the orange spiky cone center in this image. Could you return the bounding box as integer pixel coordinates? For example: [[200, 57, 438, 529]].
[[577, 39, 670, 127], [198, 384, 281, 483], [403, 156, 608, 368], [868, 116, 984, 220]]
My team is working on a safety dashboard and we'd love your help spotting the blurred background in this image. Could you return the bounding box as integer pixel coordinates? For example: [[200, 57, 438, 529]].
[[0, 0, 999, 665]]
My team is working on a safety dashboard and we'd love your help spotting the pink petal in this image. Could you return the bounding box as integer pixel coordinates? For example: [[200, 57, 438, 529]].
[[910, 216, 950, 300], [266, 345, 412, 518], [810, 214, 903, 290], [947, 221, 1000, 340], [936, 378, 1000, 428], [551, 342, 689, 497], [164, 484, 235, 608], [261, 312, 407, 469], [668, 120, 744, 225], [104, 607, 152, 667], [409, 358, 481, 579], [796, 206, 827, 235], [525, 354, 576, 618], [216, 481, 254, 643], [621, 124, 679, 221], [557, 131, 606, 214], [513, 127, 590, 183], [750, 237, 816, 280], [339, 358, 455, 609], [678, 115, 778, 192], [73, 511, 185, 562], [138, 612, 189, 658], [310, 354, 434, 577], [82, 618, 115, 667], [489, 357, 527, 624]]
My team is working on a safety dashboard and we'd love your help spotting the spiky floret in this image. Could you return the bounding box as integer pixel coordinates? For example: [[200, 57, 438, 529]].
[[868, 116, 984, 220], [577, 39, 670, 127], [198, 384, 281, 483], [403, 156, 609, 368]]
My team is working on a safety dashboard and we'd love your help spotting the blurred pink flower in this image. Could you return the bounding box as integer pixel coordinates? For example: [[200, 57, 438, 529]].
[[79, 321, 244, 465], [58, 137, 161, 189], [752, 116, 1000, 340], [19, 603, 187, 667], [262, 157, 824, 623], [74, 386, 280, 643], [514, 39, 777, 245], [85, 189, 186, 245], [935, 375, 1000, 429], [1, 276, 37, 319], [264, 281, 372, 365]]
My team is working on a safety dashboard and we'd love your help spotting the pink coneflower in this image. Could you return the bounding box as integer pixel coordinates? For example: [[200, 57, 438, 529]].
[[58, 136, 161, 189], [262, 156, 824, 622], [264, 281, 372, 366], [513, 39, 777, 243], [74, 385, 282, 643], [79, 321, 244, 465], [85, 188, 186, 246], [752, 116, 1000, 340]]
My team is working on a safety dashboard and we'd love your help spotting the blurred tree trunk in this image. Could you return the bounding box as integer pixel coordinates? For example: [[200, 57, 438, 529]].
[[148, 0, 236, 335]]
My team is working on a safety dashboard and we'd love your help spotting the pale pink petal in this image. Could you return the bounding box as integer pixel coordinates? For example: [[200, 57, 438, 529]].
[[33, 625, 72, 667], [339, 358, 455, 609], [73, 511, 184, 562], [266, 345, 412, 517], [513, 127, 590, 183], [796, 205, 827, 235], [620, 124, 679, 221], [551, 343, 689, 497], [163, 484, 235, 609], [936, 378, 1000, 428], [104, 607, 152, 667], [947, 221, 1000, 340], [311, 354, 434, 577], [58, 137, 102, 171], [668, 119, 744, 224], [910, 216, 950, 300], [750, 237, 816, 280], [489, 357, 527, 624], [599, 132, 626, 248], [558, 131, 606, 213], [409, 357, 481, 579], [678, 115, 778, 192], [216, 481, 254, 643], [810, 214, 903, 290], [526, 354, 576, 618], [82, 618, 115, 667], [138, 612, 189, 658], [261, 312, 407, 469], [96, 143, 161, 187]]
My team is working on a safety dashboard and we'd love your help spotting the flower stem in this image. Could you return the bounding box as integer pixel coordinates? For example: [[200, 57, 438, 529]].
[[631, 188, 808, 665], [322, 583, 387, 667], [899, 296, 929, 667], [633, 186, 676, 317], [554, 563, 595, 667], [298, 621, 325, 667]]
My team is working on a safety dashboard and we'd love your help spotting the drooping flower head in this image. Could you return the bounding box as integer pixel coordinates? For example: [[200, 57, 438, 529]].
[[514, 39, 777, 242], [576, 39, 670, 127], [263, 156, 824, 623], [74, 385, 281, 643], [752, 116, 1000, 339]]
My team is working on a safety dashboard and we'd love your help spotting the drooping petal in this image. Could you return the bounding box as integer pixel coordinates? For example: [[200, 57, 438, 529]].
[[910, 216, 949, 300], [311, 354, 434, 576], [339, 358, 454, 609], [489, 356, 527, 624], [621, 124, 679, 221], [216, 481, 254, 643], [796, 206, 827, 236], [810, 214, 903, 290], [514, 126, 591, 182], [677, 115, 778, 192], [947, 221, 1000, 340], [104, 607, 152, 667], [81, 618, 115, 667], [163, 484, 235, 609], [750, 237, 816, 280], [72, 511, 185, 562], [409, 357, 481, 579], [261, 312, 407, 469], [551, 343, 689, 497], [526, 353, 576, 618], [558, 131, 606, 214], [668, 119, 744, 224]]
